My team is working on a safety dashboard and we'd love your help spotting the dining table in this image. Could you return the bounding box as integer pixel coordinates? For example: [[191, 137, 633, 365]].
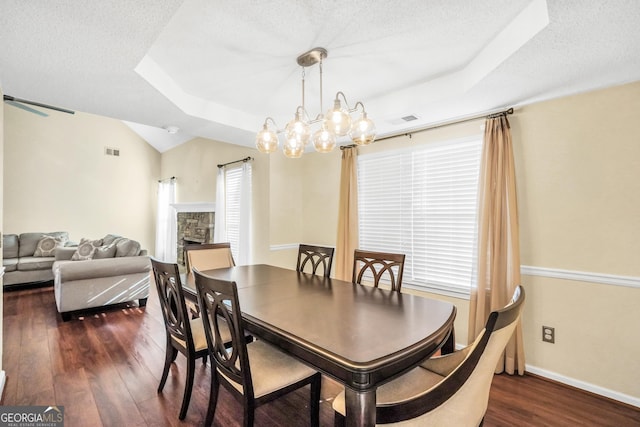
[[182, 264, 456, 427]]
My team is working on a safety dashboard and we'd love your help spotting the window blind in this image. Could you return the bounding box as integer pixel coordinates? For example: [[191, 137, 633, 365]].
[[224, 165, 244, 261], [357, 137, 482, 297]]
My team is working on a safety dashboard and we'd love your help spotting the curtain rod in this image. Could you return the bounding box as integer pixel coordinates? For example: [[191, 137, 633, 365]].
[[217, 156, 253, 168], [340, 107, 514, 150], [158, 176, 175, 183]]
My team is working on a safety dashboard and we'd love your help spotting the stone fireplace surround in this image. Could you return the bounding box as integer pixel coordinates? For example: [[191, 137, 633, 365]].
[[171, 202, 215, 266]]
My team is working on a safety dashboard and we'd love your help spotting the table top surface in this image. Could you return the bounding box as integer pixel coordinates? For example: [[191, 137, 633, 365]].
[[184, 264, 456, 387]]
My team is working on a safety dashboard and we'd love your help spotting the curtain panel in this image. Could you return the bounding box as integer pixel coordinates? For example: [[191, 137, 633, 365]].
[[468, 115, 525, 375], [155, 180, 176, 262], [335, 147, 359, 281]]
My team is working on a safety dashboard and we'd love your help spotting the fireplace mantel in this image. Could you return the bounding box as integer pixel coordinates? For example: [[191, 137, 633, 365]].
[[171, 202, 216, 213]]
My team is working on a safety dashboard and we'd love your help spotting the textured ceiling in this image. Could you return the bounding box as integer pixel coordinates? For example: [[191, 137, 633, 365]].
[[1, 0, 640, 152]]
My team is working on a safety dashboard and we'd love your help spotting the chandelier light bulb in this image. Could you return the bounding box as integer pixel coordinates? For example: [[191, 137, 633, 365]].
[[283, 134, 305, 158], [325, 99, 352, 137], [350, 112, 376, 145], [285, 113, 311, 147], [255, 124, 279, 153], [312, 128, 337, 153]]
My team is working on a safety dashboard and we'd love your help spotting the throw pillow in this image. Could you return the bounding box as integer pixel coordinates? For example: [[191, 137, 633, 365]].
[[93, 244, 117, 259], [71, 238, 103, 261], [33, 235, 64, 257], [115, 238, 141, 257], [102, 234, 122, 246]]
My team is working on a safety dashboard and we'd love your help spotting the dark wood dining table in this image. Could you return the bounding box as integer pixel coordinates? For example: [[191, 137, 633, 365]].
[[182, 264, 456, 427]]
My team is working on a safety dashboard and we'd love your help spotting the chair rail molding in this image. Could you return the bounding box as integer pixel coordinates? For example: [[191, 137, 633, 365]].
[[521, 265, 640, 289]]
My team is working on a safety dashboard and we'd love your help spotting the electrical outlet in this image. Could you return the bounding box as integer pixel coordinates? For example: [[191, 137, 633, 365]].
[[542, 326, 555, 343]]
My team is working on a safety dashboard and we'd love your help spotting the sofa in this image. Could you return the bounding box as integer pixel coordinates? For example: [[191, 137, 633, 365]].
[[53, 234, 151, 321], [2, 232, 73, 287]]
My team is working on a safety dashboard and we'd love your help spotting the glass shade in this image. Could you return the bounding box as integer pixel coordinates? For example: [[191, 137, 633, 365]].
[[350, 113, 376, 145], [312, 128, 337, 153], [283, 134, 305, 158], [325, 99, 352, 136], [255, 125, 279, 153], [285, 115, 311, 147]]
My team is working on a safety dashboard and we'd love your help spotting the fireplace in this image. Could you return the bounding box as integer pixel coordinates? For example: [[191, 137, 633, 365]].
[[171, 202, 215, 266]]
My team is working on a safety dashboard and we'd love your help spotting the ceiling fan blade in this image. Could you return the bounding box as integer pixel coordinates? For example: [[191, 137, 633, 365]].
[[3, 95, 75, 115], [5, 99, 49, 117]]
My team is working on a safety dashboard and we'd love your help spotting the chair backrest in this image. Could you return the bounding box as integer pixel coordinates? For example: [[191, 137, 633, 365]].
[[376, 286, 526, 424], [185, 243, 235, 281], [193, 269, 255, 399], [296, 244, 335, 277], [151, 258, 195, 351], [352, 249, 406, 292]]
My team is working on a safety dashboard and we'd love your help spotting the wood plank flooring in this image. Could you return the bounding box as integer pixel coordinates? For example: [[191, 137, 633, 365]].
[[2, 283, 639, 426]]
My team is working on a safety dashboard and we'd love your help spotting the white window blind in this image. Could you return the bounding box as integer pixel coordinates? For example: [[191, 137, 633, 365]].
[[224, 165, 247, 261], [357, 137, 482, 297]]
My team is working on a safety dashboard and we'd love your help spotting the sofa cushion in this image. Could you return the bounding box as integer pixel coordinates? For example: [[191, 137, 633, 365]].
[[33, 235, 65, 257], [19, 232, 69, 257], [71, 238, 103, 261], [115, 239, 141, 257], [102, 234, 122, 246], [3, 234, 19, 259], [17, 256, 56, 271], [3, 258, 18, 272], [93, 244, 117, 259]]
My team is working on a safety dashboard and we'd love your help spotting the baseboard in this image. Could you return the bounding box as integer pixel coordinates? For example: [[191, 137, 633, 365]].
[[0, 370, 6, 402], [525, 364, 640, 408]]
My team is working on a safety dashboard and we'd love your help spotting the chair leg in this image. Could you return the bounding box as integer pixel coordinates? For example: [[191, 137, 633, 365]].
[[205, 372, 220, 426], [178, 355, 196, 420], [310, 373, 321, 427], [158, 343, 176, 392], [334, 412, 345, 427], [243, 401, 255, 427]]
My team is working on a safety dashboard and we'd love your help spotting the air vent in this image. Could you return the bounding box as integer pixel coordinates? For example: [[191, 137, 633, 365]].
[[389, 114, 420, 125], [105, 147, 120, 157]]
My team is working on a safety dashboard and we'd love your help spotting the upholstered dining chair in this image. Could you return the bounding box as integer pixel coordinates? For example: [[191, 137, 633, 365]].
[[352, 249, 406, 292], [151, 258, 232, 420], [193, 269, 322, 427], [184, 242, 235, 281], [333, 286, 526, 427], [296, 244, 335, 277]]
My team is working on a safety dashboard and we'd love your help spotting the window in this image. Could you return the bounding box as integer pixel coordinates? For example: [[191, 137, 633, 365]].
[[357, 136, 482, 297], [219, 163, 252, 264]]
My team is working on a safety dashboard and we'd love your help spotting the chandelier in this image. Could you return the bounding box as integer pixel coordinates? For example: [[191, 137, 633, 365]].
[[256, 47, 376, 158]]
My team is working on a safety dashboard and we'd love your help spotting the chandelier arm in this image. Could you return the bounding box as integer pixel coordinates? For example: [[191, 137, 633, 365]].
[[352, 101, 367, 114]]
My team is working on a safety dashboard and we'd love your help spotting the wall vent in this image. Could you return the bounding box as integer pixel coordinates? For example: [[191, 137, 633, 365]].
[[105, 147, 120, 156]]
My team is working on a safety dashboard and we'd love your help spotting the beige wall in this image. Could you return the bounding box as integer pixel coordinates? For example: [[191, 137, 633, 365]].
[[160, 137, 270, 263], [265, 81, 640, 402], [3, 107, 160, 251]]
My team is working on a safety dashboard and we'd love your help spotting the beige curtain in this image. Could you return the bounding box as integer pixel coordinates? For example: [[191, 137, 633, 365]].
[[468, 115, 525, 375], [335, 147, 359, 281]]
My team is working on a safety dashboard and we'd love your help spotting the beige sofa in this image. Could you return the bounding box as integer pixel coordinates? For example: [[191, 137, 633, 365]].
[[52, 234, 151, 321], [3, 232, 73, 287]]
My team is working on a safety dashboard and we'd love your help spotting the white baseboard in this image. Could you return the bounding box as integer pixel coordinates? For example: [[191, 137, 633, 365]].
[[525, 364, 640, 408], [0, 370, 5, 401]]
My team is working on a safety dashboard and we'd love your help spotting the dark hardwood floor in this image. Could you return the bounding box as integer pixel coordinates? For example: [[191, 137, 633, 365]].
[[2, 283, 639, 426]]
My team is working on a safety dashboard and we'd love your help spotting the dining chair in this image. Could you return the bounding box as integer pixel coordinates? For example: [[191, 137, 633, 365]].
[[333, 286, 525, 426], [151, 258, 233, 420], [352, 249, 406, 292], [296, 244, 335, 277], [193, 269, 322, 427], [184, 242, 235, 281]]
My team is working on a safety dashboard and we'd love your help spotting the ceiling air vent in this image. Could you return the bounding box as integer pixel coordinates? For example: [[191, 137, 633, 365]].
[[389, 114, 419, 125]]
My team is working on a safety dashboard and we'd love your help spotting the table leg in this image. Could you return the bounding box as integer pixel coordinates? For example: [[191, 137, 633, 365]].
[[345, 387, 376, 427]]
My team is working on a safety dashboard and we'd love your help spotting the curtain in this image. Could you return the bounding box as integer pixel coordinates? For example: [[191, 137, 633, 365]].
[[214, 167, 226, 243], [237, 162, 252, 265], [155, 179, 176, 262], [335, 147, 359, 281], [468, 115, 525, 375]]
